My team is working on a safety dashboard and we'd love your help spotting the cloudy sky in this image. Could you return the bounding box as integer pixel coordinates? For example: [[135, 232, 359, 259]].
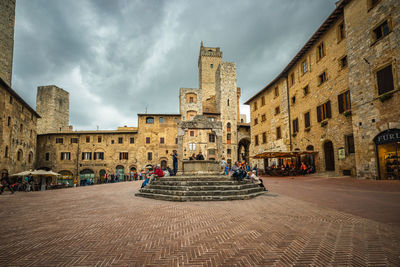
[[12, 0, 337, 130]]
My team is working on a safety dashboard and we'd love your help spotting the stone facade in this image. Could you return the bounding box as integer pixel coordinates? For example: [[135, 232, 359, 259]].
[[245, 0, 400, 179], [36, 85, 70, 134], [0, 0, 15, 87], [0, 79, 39, 176]]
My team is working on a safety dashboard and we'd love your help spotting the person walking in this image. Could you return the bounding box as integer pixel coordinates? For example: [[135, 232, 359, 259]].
[[171, 150, 178, 176], [0, 173, 14, 194]]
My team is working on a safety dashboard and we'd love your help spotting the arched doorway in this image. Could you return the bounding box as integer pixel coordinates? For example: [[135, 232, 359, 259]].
[[116, 165, 125, 181], [160, 160, 167, 169], [80, 169, 94, 186], [323, 140, 335, 171], [59, 170, 73, 186], [238, 138, 250, 163], [1, 169, 8, 179], [374, 128, 400, 180]]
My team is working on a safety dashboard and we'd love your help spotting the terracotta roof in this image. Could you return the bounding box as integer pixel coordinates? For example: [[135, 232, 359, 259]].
[[0, 77, 40, 118], [244, 1, 348, 105]]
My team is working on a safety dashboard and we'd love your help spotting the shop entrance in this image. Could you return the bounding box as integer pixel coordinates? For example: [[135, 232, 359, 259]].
[[374, 129, 400, 180], [323, 140, 335, 171]]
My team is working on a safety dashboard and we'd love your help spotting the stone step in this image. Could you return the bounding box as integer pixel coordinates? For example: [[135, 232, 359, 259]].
[[159, 176, 230, 181], [135, 191, 266, 202], [146, 183, 258, 191], [152, 180, 249, 186], [139, 187, 264, 196]]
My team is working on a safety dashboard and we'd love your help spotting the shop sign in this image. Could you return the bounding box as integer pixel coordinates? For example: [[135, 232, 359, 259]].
[[374, 129, 400, 145], [338, 148, 346, 160]]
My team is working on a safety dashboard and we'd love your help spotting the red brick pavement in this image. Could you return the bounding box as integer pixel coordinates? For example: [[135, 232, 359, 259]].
[[0, 180, 399, 266], [261, 175, 400, 228]]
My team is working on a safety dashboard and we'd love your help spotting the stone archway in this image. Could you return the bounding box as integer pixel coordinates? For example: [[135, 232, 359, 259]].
[[238, 138, 250, 163]]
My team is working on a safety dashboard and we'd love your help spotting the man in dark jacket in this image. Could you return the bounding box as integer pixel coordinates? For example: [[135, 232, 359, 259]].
[[0, 173, 14, 194], [196, 151, 205, 160]]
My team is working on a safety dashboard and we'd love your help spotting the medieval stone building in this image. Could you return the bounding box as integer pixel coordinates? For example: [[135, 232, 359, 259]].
[[0, 0, 40, 178], [35, 43, 249, 183], [246, 0, 400, 179]]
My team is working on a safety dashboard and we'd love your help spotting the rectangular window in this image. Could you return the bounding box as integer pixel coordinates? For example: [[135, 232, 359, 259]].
[[376, 64, 394, 95], [373, 20, 391, 42], [118, 137, 123, 144], [146, 137, 150, 144], [338, 22, 345, 42], [291, 96, 296, 105], [208, 149, 215, 155], [160, 137, 165, 144], [159, 117, 164, 123], [45, 153, 50, 161], [290, 73, 295, 86], [9, 96, 13, 104], [119, 152, 128, 160], [227, 133, 231, 144], [94, 152, 104, 160], [302, 60, 308, 74], [318, 71, 327, 85], [304, 112, 311, 129], [71, 138, 78, 144], [227, 149, 231, 155], [175, 138, 178, 144], [209, 134, 215, 143], [60, 152, 71, 160], [293, 118, 299, 133], [255, 135, 259, 146], [56, 138, 63, 144], [111, 140, 115, 144], [275, 106, 280, 115], [262, 132, 267, 144], [274, 86, 279, 97], [317, 101, 332, 122], [317, 42, 325, 61], [130, 137, 134, 144], [189, 97, 194, 103], [190, 131, 194, 136], [189, 143, 196, 151], [346, 135, 355, 154], [276, 127, 281, 139], [261, 96, 265, 106], [147, 152, 152, 161], [86, 136, 90, 143], [261, 114, 266, 122], [338, 90, 351, 113], [253, 101, 257, 111], [254, 118, 258, 125], [340, 56, 347, 69], [82, 152, 92, 160], [7, 116, 11, 126], [98, 136, 102, 143]]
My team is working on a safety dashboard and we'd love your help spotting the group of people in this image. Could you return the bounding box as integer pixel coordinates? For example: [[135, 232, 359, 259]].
[[189, 151, 205, 160], [265, 161, 315, 176]]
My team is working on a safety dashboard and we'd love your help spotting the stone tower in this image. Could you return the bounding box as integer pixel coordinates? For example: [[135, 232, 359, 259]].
[[198, 41, 222, 102], [36, 85, 70, 134], [0, 0, 16, 86]]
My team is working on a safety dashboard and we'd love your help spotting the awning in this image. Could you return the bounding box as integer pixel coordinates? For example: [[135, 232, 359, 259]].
[[11, 170, 61, 177], [252, 151, 317, 159]]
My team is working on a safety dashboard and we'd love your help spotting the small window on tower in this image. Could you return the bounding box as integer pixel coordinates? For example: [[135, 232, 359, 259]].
[[210, 64, 213, 68]]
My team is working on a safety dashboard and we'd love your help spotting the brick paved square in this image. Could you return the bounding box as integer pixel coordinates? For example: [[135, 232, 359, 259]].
[[0, 179, 399, 266]]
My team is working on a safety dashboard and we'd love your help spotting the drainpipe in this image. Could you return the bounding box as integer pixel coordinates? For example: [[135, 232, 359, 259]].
[[285, 74, 293, 151], [76, 133, 80, 184]]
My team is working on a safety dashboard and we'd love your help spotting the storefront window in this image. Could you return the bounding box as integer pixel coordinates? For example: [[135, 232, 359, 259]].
[[374, 129, 400, 180]]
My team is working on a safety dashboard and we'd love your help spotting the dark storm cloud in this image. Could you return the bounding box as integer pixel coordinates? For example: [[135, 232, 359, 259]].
[[12, 0, 337, 130]]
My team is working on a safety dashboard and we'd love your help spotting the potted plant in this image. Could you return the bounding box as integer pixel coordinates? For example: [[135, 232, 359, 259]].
[[344, 110, 352, 117], [321, 121, 328, 127]]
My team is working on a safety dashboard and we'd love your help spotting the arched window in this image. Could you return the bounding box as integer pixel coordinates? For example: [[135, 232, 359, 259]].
[[17, 150, 23, 161], [306, 145, 314, 151], [146, 117, 154, 124], [227, 122, 231, 132], [28, 151, 33, 163]]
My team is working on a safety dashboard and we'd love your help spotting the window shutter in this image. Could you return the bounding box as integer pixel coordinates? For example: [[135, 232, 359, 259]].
[[326, 101, 332, 118], [317, 106, 322, 122], [338, 94, 344, 113], [377, 65, 394, 95]]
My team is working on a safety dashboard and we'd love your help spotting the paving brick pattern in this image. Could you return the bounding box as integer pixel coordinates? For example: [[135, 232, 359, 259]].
[[0, 180, 399, 266]]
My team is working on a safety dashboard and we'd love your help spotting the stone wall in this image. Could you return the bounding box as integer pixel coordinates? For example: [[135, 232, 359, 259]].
[[36, 85, 70, 134], [0, 82, 38, 175], [179, 88, 202, 120], [198, 44, 222, 101], [345, 0, 400, 178], [0, 0, 15, 86]]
